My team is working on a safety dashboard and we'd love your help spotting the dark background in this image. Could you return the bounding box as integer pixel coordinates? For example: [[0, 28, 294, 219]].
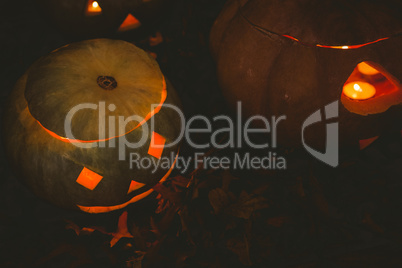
[[1, 0, 402, 267]]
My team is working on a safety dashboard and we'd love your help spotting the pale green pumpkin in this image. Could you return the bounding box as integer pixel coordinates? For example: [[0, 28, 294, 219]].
[[3, 39, 182, 212]]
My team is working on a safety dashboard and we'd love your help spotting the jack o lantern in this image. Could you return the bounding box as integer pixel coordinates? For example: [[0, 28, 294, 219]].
[[2, 39, 182, 213], [36, 0, 169, 39], [210, 0, 402, 148]]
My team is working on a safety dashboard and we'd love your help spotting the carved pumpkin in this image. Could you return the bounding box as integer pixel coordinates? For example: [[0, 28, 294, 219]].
[[36, 0, 168, 39], [2, 39, 182, 213], [210, 0, 402, 148]]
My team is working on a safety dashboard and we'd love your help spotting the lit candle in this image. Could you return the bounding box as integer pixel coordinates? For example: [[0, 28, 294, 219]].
[[343, 82, 376, 100], [86, 1, 102, 15], [357, 62, 380, 76]]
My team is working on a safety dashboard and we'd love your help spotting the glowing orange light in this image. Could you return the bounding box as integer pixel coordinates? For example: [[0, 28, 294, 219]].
[[148, 132, 166, 159], [282, 34, 389, 49], [118, 14, 142, 32], [357, 62, 380, 76], [86, 0, 102, 16], [36, 77, 167, 143], [341, 62, 402, 115], [359, 136, 379, 150], [316, 38, 389, 49], [127, 180, 145, 194], [343, 82, 376, 100], [77, 152, 179, 213], [76, 167, 103, 190], [282, 35, 300, 42]]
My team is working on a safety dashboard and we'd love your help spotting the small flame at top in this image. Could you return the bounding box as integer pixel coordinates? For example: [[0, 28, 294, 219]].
[[354, 83, 362, 92], [86, 0, 102, 15], [343, 81, 376, 100]]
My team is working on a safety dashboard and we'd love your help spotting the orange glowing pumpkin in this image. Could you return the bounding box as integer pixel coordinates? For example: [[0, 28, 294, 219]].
[[210, 0, 402, 148], [36, 0, 168, 39], [2, 39, 182, 213]]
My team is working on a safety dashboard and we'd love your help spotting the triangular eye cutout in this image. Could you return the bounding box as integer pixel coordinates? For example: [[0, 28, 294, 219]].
[[341, 61, 402, 115], [148, 132, 166, 159], [76, 167, 103, 190], [85, 0, 102, 16], [118, 14, 142, 32]]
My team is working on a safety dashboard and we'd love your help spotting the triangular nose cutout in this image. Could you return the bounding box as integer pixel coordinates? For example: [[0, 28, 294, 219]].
[[118, 14, 142, 32], [86, 0, 102, 16], [341, 61, 402, 115], [127, 180, 145, 194]]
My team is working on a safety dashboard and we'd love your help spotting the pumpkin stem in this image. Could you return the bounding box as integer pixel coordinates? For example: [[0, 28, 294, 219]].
[[97, 76, 117, 90]]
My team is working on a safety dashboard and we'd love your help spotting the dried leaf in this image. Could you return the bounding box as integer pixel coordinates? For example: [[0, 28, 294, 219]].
[[153, 183, 183, 206], [309, 175, 329, 215], [226, 234, 252, 266], [208, 188, 230, 214], [171, 175, 191, 188], [110, 211, 134, 247], [150, 216, 160, 236], [126, 251, 146, 268], [222, 170, 239, 192], [225, 191, 269, 220], [149, 31, 163, 46], [65, 221, 102, 236], [267, 216, 289, 227], [363, 212, 384, 233]]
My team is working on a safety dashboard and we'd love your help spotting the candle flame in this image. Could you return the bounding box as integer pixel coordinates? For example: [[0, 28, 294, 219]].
[[341, 62, 402, 115], [86, 0, 102, 15], [343, 81, 376, 100], [354, 83, 362, 92]]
